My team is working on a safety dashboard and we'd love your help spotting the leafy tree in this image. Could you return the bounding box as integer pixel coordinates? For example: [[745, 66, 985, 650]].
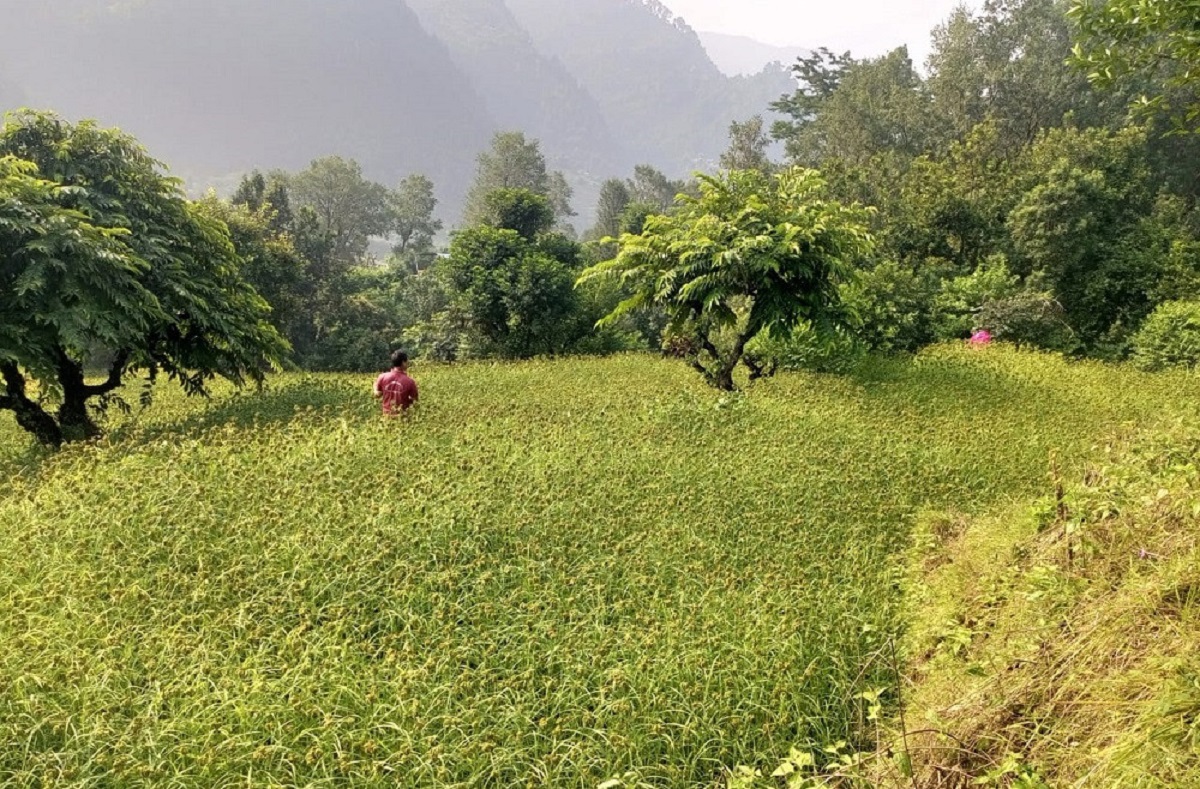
[[771, 48, 854, 161], [627, 164, 686, 212], [928, 0, 1106, 153], [842, 261, 940, 352], [0, 112, 287, 447], [464, 132, 548, 223], [231, 170, 294, 234], [547, 170, 577, 233], [589, 178, 632, 241], [774, 47, 933, 167], [720, 115, 774, 173], [285, 156, 390, 266], [579, 168, 872, 390], [1008, 126, 1157, 347], [442, 224, 581, 358], [1070, 0, 1200, 128], [388, 173, 442, 271], [195, 195, 308, 346], [481, 188, 555, 240]]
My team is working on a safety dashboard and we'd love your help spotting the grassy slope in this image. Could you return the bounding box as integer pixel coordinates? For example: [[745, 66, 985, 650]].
[[0, 348, 1194, 787], [881, 418, 1200, 788]]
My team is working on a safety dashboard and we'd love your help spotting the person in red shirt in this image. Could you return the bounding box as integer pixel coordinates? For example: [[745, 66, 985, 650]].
[[373, 350, 419, 415]]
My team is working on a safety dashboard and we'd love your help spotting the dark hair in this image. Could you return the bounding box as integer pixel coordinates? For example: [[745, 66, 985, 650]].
[[390, 350, 409, 369]]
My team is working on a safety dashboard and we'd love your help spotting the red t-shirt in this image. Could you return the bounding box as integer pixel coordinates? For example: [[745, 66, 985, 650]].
[[375, 369, 418, 415]]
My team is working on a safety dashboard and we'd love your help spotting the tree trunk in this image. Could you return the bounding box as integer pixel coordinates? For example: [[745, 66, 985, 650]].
[[0, 363, 63, 448], [708, 331, 751, 392], [56, 352, 102, 440]]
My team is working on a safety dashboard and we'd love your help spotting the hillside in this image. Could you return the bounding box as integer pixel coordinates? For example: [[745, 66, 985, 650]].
[[0, 0, 494, 214], [405, 0, 628, 175], [505, 0, 794, 174], [1, 348, 1195, 785]]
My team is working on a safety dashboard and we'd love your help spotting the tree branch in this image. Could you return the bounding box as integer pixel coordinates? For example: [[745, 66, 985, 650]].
[[84, 349, 131, 396]]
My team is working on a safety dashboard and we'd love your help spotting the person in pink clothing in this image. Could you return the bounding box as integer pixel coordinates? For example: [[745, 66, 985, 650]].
[[373, 350, 419, 415]]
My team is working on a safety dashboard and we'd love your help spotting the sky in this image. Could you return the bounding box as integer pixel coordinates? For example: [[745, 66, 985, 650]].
[[658, 0, 979, 67]]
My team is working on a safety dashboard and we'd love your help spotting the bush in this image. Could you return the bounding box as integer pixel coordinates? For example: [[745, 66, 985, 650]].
[[842, 261, 939, 352], [1132, 300, 1200, 371], [745, 323, 865, 375]]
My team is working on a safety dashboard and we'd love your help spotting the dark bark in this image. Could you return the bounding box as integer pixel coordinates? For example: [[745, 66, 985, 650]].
[[54, 348, 128, 440], [0, 362, 63, 448], [55, 350, 100, 439]]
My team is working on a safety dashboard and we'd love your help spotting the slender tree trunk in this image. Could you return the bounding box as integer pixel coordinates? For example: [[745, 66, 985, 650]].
[[0, 363, 63, 448]]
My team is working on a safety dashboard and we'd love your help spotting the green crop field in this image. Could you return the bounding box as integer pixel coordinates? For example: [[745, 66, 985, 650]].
[[0, 347, 1195, 787]]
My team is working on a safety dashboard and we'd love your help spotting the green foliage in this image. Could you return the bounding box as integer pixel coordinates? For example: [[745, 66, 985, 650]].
[[1070, 0, 1200, 129], [720, 115, 775, 173], [580, 168, 872, 389], [773, 48, 932, 167], [480, 188, 554, 240], [843, 261, 940, 353], [283, 156, 390, 267], [388, 173, 442, 271], [0, 111, 287, 446], [442, 225, 582, 358], [932, 254, 1024, 338], [1132, 300, 1200, 371], [460, 130, 568, 225]]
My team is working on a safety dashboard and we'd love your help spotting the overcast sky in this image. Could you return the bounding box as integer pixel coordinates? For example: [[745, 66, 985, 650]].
[[658, 0, 979, 67]]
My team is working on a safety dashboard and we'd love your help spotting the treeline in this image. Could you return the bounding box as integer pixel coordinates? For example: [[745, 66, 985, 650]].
[[748, 0, 1200, 364], [212, 132, 681, 372], [252, 0, 1200, 375]]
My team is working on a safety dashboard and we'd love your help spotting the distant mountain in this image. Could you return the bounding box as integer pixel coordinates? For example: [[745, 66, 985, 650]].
[[405, 0, 626, 173], [699, 32, 810, 78], [505, 0, 793, 174], [0, 0, 494, 215], [0, 0, 794, 223]]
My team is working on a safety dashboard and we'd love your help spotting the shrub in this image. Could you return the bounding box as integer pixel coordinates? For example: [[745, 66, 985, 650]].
[[1132, 300, 1200, 371]]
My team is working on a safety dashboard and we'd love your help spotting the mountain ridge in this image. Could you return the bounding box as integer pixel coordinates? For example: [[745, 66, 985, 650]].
[[0, 0, 793, 223]]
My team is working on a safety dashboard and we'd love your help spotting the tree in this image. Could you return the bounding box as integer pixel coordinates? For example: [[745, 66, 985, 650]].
[[0, 112, 288, 447], [285, 156, 389, 266], [720, 115, 775, 173], [463, 131, 549, 224], [388, 174, 442, 270], [480, 188, 555, 240], [627, 164, 686, 211], [1070, 0, 1200, 129], [773, 47, 933, 166], [589, 178, 632, 240], [441, 222, 581, 358], [579, 168, 873, 390]]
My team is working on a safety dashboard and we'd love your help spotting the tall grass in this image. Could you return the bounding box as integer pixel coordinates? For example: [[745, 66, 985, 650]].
[[0, 347, 1194, 786]]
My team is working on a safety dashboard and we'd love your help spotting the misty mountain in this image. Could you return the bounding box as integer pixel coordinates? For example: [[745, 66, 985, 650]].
[[0, 0, 494, 213], [405, 0, 627, 174], [504, 0, 794, 173], [0, 0, 793, 224], [699, 32, 810, 78]]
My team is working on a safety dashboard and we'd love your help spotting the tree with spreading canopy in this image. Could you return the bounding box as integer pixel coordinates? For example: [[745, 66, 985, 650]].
[[0, 111, 288, 447], [578, 168, 873, 390]]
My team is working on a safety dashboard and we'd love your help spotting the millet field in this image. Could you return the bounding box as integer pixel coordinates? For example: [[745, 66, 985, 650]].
[[0, 347, 1196, 787]]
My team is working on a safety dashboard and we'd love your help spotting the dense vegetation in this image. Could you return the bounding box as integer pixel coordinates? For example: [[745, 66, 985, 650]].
[[1, 349, 1194, 786]]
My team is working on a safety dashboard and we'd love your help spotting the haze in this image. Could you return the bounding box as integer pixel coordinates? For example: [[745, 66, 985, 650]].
[[661, 0, 980, 65]]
